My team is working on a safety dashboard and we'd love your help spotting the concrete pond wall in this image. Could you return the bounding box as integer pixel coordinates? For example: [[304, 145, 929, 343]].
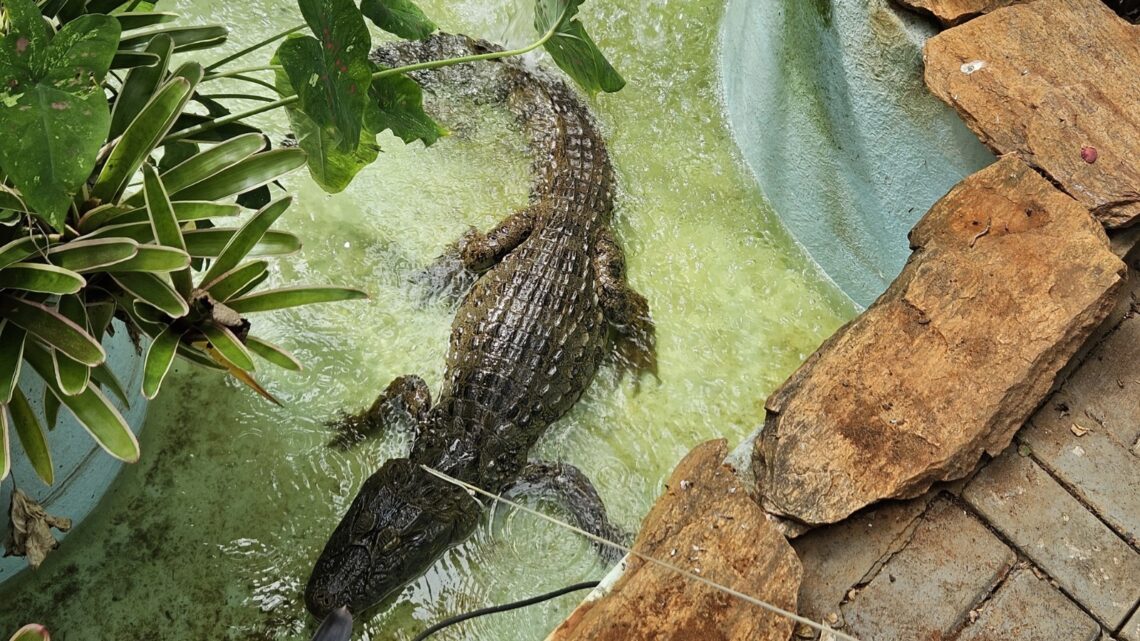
[[0, 323, 148, 584], [719, 0, 994, 307]]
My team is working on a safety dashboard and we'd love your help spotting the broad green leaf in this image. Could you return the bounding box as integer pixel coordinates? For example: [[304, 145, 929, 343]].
[[0, 321, 27, 404], [46, 238, 138, 272], [110, 273, 189, 317], [203, 260, 269, 301], [182, 228, 300, 258], [170, 149, 306, 202], [0, 85, 111, 230], [24, 343, 139, 463], [0, 406, 8, 482], [0, 295, 105, 365], [142, 165, 191, 295], [360, 0, 436, 40], [53, 296, 91, 395], [1, 0, 50, 74], [0, 185, 28, 213], [277, 0, 371, 151], [39, 15, 121, 88], [90, 362, 130, 408], [142, 325, 180, 399], [200, 323, 255, 371], [534, 0, 624, 95], [118, 24, 228, 53], [91, 75, 197, 203], [7, 623, 50, 641], [275, 62, 379, 193], [0, 263, 85, 294], [246, 335, 302, 371], [101, 245, 190, 273], [367, 71, 445, 147], [227, 287, 367, 314], [109, 34, 174, 140], [201, 197, 291, 284], [8, 385, 53, 484], [114, 12, 179, 31], [0, 235, 50, 270]]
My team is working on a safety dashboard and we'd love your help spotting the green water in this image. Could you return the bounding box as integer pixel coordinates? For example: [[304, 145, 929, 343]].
[[0, 0, 853, 638]]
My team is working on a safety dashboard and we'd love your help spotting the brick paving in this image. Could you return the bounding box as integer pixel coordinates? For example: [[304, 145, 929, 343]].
[[796, 269, 1140, 640]]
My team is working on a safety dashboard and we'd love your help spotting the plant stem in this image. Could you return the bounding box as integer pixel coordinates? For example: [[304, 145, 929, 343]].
[[226, 74, 279, 93], [205, 24, 306, 73], [198, 93, 279, 102], [163, 22, 562, 145], [203, 65, 283, 81]]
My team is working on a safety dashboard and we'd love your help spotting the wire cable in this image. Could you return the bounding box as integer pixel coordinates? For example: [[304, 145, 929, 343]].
[[410, 581, 601, 641]]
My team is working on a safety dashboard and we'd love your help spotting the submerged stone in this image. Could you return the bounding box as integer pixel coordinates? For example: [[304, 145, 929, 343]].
[[754, 155, 1124, 526], [924, 0, 1140, 228], [547, 440, 801, 641]]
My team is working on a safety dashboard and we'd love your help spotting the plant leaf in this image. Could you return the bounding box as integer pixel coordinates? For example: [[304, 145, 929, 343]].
[[0, 263, 85, 295], [227, 286, 367, 314], [0, 295, 105, 366], [80, 221, 154, 243], [43, 383, 61, 429], [175, 343, 225, 371], [0, 321, 26, 404], [113, 12, 179, 31], [182, 228, 300, 258], [8, 623, 50, 641], [118, 24, 228, 53], [142, 165, 192, 296], [276, 0, 371, 151], [86, 301, 116, 342], [203, 343, 280, 405], [110, 272, 189, 317], [91, 73, 197, 203], [142, 325, 181, 399], [200, 196, 291, 284], [24, 344, 139, 463], [200, 323, 255, 371], [45, 238, 138, 272], [52, 296, 91, 395], [367, 71, 445, 147], [203, 260, 269, 301], [121, 133, 266, 206], [169, 148, 306, 202], [246, 335, 302, 371], [101, 245, 190, 273], [158, 140, 199, 173], [0, 405, 8, 482], [8, 385, 53, 485], [360, 0, 437, 40], [109, 34, 174, 140], [90, 362, 130, 408], [110, 50, 160, 70], [534, 0, 624, 95], [0, 235, 52, 271]]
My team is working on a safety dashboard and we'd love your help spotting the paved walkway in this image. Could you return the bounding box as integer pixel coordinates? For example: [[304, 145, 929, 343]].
[[793, 261, 1140, 641]]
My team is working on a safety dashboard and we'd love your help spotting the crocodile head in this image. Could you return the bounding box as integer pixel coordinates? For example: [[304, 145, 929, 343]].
[[305, 458, 481, 616]]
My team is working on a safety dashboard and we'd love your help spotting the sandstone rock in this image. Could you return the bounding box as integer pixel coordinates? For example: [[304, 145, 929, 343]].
[[754, 155, 1124, 526], [924, 0, 1140, 228], [894, 0, 1025, 25], [547, 440, 802, 641]]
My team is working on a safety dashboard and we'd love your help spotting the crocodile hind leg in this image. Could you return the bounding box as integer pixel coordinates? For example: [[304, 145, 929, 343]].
[[593, 230, 657, 376], [328, 375, 431, 448], [499, 461, 630, 563], [415, 207, 537, 303]]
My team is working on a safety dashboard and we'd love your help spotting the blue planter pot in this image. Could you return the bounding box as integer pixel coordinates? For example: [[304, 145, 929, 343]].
[[0, 321, 148, 584], [720, 0, 994, 306]]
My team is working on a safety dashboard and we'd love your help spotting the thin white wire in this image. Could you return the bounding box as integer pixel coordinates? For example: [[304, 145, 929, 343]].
[[421, 465, 861, 641]]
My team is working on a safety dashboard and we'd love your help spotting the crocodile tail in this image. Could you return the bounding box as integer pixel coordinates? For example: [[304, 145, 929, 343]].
[[309, 607, 353, 641]]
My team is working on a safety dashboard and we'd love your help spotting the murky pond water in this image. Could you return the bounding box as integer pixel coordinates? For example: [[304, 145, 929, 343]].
[[1, 0, 853, 638]]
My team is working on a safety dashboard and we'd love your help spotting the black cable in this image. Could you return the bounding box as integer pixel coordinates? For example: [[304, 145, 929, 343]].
[[410, 580, 601, 641]]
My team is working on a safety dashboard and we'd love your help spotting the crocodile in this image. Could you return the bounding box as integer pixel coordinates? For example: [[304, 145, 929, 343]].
[[304, 33, 656, 619]]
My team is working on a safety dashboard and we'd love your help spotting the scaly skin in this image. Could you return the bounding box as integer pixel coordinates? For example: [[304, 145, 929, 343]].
[[305, 34, 655, 618]]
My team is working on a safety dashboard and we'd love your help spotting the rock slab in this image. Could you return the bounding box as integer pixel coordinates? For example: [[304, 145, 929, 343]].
[[925, 0, 1140, 228], [895, 0, 1025, 25], [547, 440, 802, 641], [955, 566, 1101, 641], [754, 155, 1124, 526]]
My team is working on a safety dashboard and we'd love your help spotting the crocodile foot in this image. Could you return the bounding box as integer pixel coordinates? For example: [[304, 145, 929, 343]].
[[327, 375, 431, 448]]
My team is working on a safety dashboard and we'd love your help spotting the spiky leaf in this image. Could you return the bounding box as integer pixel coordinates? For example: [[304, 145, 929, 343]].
[[0, 295, 105, 366], [142, 325, 180, 399], [8, 386, 53, 485], [227, 286, 367, 313]]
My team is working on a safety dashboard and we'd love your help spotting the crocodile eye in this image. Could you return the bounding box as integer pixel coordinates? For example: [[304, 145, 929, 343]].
[[351, 510, 376, 539], [374, 527, 400, 553]]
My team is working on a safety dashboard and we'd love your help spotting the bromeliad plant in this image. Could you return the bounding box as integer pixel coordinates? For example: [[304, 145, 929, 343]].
[[0, 0, 364, 485], [0, 0, 621, 488]]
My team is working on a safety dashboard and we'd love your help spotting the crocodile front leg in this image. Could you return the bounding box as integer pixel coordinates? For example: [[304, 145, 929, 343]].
[[593, 230, 657, 376], [328, 375, 431, 448], [500, 460, 630, 563], [416, 207, 537, 302]]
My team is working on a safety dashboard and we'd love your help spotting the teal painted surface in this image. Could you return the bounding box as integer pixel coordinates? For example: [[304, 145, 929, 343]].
[[0, 322, 148, 583], [720, 0, 994, 306]]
